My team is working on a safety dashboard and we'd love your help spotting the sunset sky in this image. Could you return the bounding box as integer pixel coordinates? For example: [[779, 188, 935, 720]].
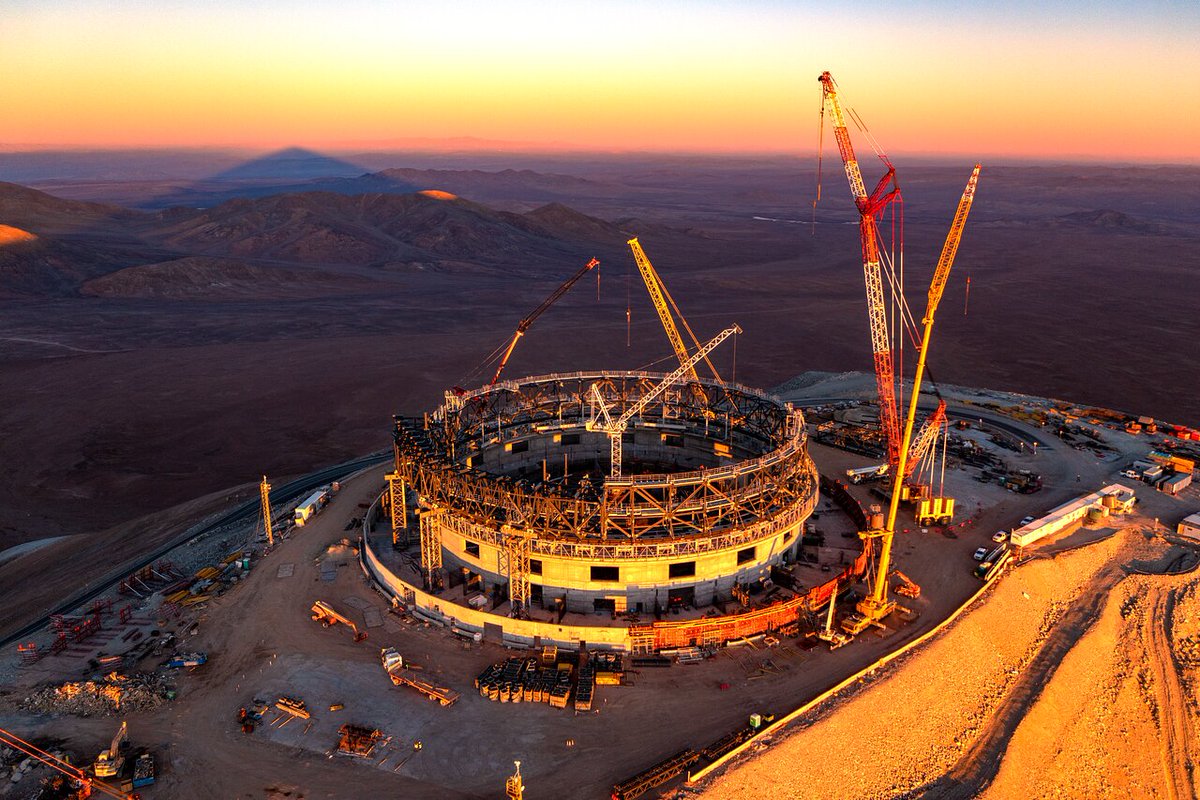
[[4, 0, 1198, 162]]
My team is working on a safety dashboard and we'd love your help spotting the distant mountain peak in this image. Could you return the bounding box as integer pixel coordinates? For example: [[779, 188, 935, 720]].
[[210, 148, 369, 182]]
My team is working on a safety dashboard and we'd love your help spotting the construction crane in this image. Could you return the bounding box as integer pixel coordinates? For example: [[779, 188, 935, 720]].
[[817, 71, 904, 470], [885, 165, 982, 522], [259, 475, 274, 546], [587, 324, 741, 477], [626, 238, 723, 383], [818, 71, 981, 629], [904, 399, 947, 481], [505, 760, 525, 800], [0, 725, 137, 799], [489, 257, 599, 386]]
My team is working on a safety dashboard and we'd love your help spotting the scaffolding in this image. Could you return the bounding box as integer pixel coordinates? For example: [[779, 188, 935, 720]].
[[419, 510, 443, 590], [498, 526, 532, 617], [392, 372, 816, 543], [386, 471, 408, 546]]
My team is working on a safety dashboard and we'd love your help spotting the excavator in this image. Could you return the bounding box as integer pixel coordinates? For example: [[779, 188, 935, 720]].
[[92, 721, 127, 778], [310, 600, 368, 642], [892, 570, 921, 599]]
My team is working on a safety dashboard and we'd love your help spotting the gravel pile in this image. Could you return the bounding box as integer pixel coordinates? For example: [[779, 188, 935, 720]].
[[21, 671, 173, 717]]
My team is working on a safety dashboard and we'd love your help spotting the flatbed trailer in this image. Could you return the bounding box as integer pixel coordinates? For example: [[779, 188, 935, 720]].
[[386, 668, 461, 706]]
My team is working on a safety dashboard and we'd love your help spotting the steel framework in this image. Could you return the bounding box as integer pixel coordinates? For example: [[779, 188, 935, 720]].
[[260, 475, 274, 546], [419, 509, 443, 589], [391, 371, 817, 548], [497, 525, 532, 616], [386, 469, 408, 545]]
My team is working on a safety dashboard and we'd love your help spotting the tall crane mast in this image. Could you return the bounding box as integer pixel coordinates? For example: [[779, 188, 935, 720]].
[[490, 258, 599, 386], [587, 324, 741, 477], [626, 238, 723, 383], [817, 71, 903, 469], [882, 164, 981, 522], [259, 475, 274, 547]]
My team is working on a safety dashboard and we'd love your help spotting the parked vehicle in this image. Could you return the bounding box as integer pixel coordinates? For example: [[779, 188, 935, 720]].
[[973, 547, 989, 560]]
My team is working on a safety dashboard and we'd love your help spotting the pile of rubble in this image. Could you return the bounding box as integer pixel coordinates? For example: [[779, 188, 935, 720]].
[[22, 671, 173, 717]]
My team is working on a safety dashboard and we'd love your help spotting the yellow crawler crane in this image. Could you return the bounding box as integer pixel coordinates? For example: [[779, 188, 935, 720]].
[[627, 237, 723, 382]]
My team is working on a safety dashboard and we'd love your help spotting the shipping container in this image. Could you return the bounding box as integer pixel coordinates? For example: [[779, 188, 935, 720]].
[[1160, 472, 1193, 496], [1169, 456, 1196, 474]]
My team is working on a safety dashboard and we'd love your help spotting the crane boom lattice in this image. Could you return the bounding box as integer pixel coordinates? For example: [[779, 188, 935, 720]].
[[627, 238, 722, 383]]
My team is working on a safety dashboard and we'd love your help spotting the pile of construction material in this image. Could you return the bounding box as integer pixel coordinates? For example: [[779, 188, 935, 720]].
[[336, 724, 384, 758], [474, 649, 623, 712], [21, 672, 173, 717], [160, 550, 256, 609]]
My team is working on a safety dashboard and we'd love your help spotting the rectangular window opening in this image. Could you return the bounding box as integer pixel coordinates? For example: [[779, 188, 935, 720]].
[[591, 565, 620, 582], [669, 561, 696, 578], [464, 541, 480, 558], [737, 546, 756, 565]]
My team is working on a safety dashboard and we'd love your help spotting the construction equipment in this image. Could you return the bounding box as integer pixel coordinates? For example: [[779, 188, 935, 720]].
[[488, 258, 599, 386], [505, 760, 525, 800], [380, 647, 461, 706], [846, 463, 889, 484], [817, 71, 904, 472], [92, 721, 127, 778], [587, 324, 740, 477], [310, 600, 368, 642], [819, 70, 981, 627], [259, 475, 274, 546], [815, 583, 851, 649], [627, 237, 722, 383], [892, 570, 921, 598], [0, 726, 137, 799], [896, 167, 981, 520]]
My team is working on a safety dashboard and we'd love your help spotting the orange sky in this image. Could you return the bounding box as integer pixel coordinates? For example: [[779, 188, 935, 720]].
[[3, 1, 1198, 162]]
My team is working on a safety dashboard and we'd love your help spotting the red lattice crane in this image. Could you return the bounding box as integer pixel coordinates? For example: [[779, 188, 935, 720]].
[[818, 71, 904, 469]]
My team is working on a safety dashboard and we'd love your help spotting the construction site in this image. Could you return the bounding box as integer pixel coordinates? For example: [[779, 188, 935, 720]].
[[2, 71, 1199, 800]]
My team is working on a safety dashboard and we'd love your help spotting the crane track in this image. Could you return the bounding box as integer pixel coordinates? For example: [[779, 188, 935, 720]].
[[0, 451, 390, 650]]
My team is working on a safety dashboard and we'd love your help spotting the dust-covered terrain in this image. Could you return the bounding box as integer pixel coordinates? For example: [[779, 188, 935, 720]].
[[696, 529, 1200, 800], [1, 152, 1198, 625]]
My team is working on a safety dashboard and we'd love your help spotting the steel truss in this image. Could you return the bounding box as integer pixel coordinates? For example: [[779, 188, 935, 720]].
[[393, 372, 818, 546]]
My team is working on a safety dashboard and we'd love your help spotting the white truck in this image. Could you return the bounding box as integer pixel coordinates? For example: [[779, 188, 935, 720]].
[[293, 489, 329, 526], [380, 647, 460, 707]]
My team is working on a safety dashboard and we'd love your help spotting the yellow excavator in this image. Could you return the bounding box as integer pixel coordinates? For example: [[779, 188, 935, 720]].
[[93, 720, 127, 778]]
